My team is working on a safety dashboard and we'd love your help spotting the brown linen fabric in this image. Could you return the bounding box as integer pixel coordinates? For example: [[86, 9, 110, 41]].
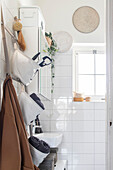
[[0, 75, 39, 170], [18, 31, 26, 51]]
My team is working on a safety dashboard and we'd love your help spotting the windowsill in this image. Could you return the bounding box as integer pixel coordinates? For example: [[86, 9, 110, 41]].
[[73, 99, 106, 103], [73, 95, 106, 103]]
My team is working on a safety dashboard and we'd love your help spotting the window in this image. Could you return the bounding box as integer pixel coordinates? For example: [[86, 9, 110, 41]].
[[73, 49, 106, 98]]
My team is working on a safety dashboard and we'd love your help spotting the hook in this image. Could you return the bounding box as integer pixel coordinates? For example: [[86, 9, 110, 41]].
[[32, 52, 40, 60], [39, 56, 52, 67], [6, 73, 10, 78]]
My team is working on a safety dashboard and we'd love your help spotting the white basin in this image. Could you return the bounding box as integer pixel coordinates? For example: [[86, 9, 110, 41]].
[[33, 133, 63, 148]]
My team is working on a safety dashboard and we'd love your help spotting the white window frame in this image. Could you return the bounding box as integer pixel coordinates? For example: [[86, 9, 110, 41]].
[[73, 48, 106, 100]]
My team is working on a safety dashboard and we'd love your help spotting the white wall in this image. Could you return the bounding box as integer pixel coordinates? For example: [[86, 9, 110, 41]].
[[24, 0, 106, 43], [40, 51, 107, 170], [0, 0, 20, 101]]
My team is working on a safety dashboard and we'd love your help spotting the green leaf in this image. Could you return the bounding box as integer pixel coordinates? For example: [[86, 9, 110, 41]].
[[43, 49, 47, 52], [45, 32, 49, 36]]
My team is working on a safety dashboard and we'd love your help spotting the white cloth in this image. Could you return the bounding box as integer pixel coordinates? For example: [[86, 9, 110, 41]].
[[11, 49, 39, 85], [19, 91, 43, 125], [29, 144, 49, 167]]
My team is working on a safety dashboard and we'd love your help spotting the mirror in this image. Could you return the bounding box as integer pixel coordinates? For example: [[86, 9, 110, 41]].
[[39, 28, 51, 100]]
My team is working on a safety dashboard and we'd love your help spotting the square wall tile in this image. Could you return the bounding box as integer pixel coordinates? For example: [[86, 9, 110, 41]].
[[95, 121, 106, 132], [73, 143, 94, 154], [40, 110, 52, 121], [73, 154, 94, 165], [68, 165, 73, 170], [95, 132, 105, 142], [51, 120, 65, 132], [51, 110, 68, 121], [41, 120, 51, 132], [58, 143, 73, 154], [72, 121, 94, 132], [67, 98, 73, 109], [95, 102, 106, 110], [54, 77, 72, 88], [95, 154, 105, 164], [65, 110, 73, 120], [64, 121, 73, 132], [73, 165, 94, 170], [72, 102, 94, 110], [62, 132, 73, 143], [55, 53, 72, 66], [55, 66, 72, 77], [53, 98, 68, 110], [95, 143, 105, 154], [58, 153, 73, 165], [95, 165, 105, 170], [72, 132, 94, 143], [53, 88, 72, 98], [95, 110, 106, 120], [72, 110, 94, 121]]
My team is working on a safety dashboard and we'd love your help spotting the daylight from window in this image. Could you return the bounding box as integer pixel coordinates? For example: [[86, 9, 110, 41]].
[[74, 50, 106, 98]]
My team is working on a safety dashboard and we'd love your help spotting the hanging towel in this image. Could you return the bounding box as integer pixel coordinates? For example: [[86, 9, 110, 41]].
[[19, 91, 43, 125], [29, 136, 50, 154], [0, 75, 39, 170], [30, 93, 45, 110], [11, 49, 38, 85], [18, 30, 26, 51], [29, 136, 50, 166]]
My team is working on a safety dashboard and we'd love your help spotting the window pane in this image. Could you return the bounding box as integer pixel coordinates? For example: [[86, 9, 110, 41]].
[[77, 75, 94, 95], [96, 54, 106, 74], [96, 75, 106, 95], [77, 54, 94, 74]]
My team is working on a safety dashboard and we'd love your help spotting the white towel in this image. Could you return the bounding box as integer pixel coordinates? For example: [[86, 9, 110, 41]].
[[11, 49, 38, 85], [19, 91, 43, 125], [29, 144, 49, 167]]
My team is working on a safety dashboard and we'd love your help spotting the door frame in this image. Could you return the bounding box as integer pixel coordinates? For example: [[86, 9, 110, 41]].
[[106, 0, 113, 170]]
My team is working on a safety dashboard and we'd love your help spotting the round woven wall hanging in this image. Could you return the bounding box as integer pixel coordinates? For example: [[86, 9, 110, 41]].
[[53, 31, 73, 53], [72, 6, 100, 33]]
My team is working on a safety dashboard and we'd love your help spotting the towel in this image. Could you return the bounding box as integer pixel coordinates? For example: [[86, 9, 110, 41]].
[[0, 75, 39, 170], [30, 93, 45, 110], [19, 91, 43, 125], [29, 136, 50, 154], [18, 30, 26, 51], [12, 49, 38, 85]]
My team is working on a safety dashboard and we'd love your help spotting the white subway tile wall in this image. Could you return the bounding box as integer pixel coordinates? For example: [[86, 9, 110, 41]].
[[40, 51, 107, 170]]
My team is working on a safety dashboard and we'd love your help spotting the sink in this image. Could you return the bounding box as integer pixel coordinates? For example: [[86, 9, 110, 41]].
[[33, 133, 63, 148]]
